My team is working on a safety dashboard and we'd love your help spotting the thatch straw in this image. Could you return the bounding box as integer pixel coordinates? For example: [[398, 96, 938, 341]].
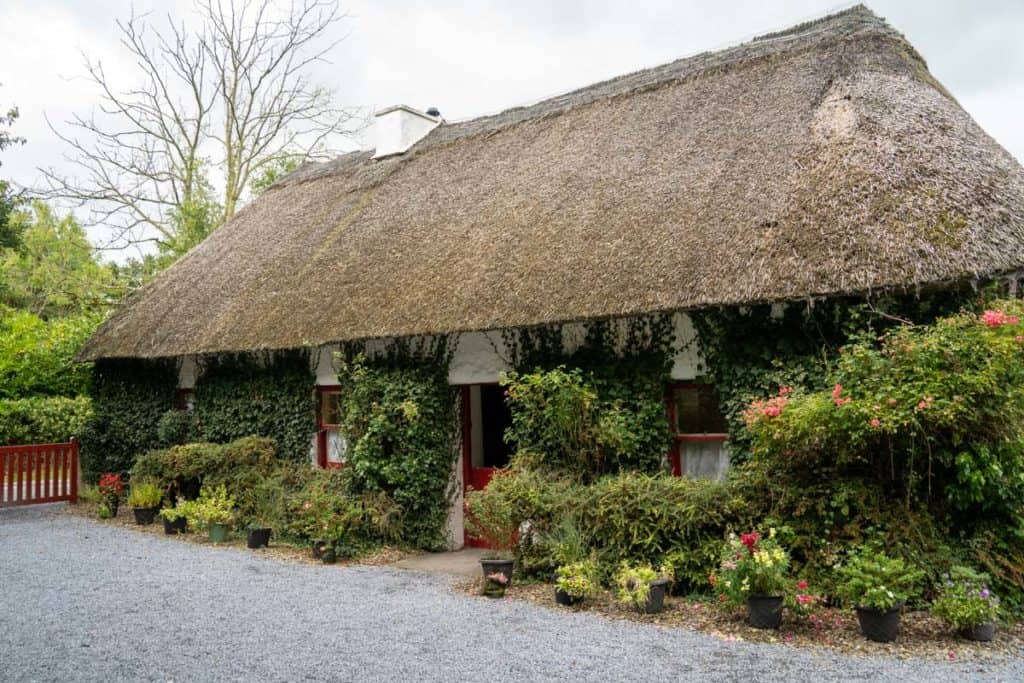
[[80, 5, 1024, 360]]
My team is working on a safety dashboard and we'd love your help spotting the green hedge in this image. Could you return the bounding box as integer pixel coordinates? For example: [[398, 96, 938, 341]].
[[79, 358, 178, 481], [193, 351, 315, 461], [0, 310, 99, 398], [0, 395, 93, 445]]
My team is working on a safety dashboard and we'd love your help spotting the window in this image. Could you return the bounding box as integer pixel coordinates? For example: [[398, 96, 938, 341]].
[[668, 383, 728, 480], [173, 388, 195, 412], [316, 387, 346, 468]]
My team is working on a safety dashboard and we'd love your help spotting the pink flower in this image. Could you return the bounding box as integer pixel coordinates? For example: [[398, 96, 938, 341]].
[[982, 310, 1009, 327], [917, 400, 928, 410], [831, 384, 843, 400], [1016, 336, 1023, 344], [797, 580, 808, 590], [778, 386, 793, 396], [1010, 316, 1020, 325], [870, 418, 881, 428]]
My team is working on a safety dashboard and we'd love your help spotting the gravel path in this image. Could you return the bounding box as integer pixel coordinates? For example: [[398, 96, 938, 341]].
[[1, 505, 1022, 682]]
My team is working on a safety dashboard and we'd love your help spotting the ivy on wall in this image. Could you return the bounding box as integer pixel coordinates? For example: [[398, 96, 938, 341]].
[[193, 350, 315, 462], [500, 315, 675, 476], [334, 337, 459, 550], [79, 357, 179, 481]]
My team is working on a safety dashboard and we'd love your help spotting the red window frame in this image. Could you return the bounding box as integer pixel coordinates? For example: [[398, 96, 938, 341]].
[[666, 382, 728, 477], [316, 385, 344, 469]]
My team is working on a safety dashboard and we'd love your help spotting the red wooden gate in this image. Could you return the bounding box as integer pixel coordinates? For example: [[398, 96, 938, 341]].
[[0, 438, 79, 507]]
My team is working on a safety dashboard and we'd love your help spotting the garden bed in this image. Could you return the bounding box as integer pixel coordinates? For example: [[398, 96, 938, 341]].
[[459, 577, 1024, 662], [63, 500, 411, 567]]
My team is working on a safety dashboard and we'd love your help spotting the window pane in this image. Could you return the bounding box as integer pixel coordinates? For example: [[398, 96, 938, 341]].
[[680, 440, 728, 480], [325, 430, 347, 464], [321, 391, 341, 426], [674, 384, 727, 434]]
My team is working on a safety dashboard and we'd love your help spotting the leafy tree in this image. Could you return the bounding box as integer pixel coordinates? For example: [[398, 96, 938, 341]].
[[0, 309, 99, 398], [0, 202, 117, 318], [249, 154, 303, 197], [0, 87, 26, 250]]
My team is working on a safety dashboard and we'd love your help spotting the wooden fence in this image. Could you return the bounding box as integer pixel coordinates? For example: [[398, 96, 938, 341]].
[[0, 438, 79, 507]]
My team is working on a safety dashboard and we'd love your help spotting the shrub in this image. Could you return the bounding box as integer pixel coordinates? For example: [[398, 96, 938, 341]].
[[126, 480, 163, 508], [464, 480, 520, 559], [555, 560, 600, 601], [284, 467, 402, 548], [614, 562, 670, 611], [932, 567, 1001, 631], [186, 484, 235, 529], [0, 395, 92, 445], [711, 529, 790, 604], [0, 310, 98, 399], [836, 549, 924, 611], [502, 366, 669, 480]]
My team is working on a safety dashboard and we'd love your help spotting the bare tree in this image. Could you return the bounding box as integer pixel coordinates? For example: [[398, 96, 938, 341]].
[[42, 0, 361, 254]]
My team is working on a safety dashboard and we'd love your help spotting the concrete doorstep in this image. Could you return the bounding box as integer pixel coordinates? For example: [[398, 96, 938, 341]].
[[391, 547, 489, 577]]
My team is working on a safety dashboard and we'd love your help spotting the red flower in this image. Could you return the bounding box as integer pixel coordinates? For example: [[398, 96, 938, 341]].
[[740, 531, 760, 555], [797, 580, 808, 590], [98, 473, 124, 498]]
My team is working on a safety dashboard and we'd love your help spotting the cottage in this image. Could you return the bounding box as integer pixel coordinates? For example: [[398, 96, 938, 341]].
[[80, 6, 1024, 548]]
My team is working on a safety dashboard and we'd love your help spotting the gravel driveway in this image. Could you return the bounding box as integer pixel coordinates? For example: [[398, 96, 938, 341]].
[[1, 505, 1021, 682]]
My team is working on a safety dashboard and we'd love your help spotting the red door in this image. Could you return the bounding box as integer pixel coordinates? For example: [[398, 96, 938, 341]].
[[461, 385, 512, 547]]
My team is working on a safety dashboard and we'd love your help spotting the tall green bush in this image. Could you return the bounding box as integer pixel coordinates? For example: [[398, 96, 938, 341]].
[[0, 395, 92, 445], [193, 351, 314, 461], [333, 352, 459, 550], [0, 309, 99, 398], [79, 357, 178, 481]]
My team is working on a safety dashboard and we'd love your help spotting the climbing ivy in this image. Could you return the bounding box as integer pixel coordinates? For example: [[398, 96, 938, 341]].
[[193, 350, 315, 462], [79, 357, 179, 481], [334, 337, 459, 550]]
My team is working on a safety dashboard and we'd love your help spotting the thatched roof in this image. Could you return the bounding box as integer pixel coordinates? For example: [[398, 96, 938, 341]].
[[81, 5, 1024, 360]]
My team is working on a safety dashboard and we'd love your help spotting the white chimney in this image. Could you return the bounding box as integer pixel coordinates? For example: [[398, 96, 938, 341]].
[[371, 105, 442, 159]]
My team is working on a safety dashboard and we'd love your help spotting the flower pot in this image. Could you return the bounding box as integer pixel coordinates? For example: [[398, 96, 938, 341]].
[[321, 547, 337, 565], [132, 506, 160, 525], [247, 528, 272, 549], [208, 523, 229, 543], [959, 621, 996, 642], [747, 595, 784, 629], [480, 558, 515, 587], [163, 516, 187, 535], [106, 499, 119, 518], [312, 538, 329, 560], [642, 578, 670, 614], [555, 588, 583, 607], [855, 602, 904, 643]]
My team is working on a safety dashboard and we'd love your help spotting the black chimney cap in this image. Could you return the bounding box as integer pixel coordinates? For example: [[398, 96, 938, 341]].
[[426, 107, 441, 118]]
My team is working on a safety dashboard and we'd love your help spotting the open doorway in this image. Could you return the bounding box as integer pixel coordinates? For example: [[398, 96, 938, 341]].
[[461, 384, 513, 546]]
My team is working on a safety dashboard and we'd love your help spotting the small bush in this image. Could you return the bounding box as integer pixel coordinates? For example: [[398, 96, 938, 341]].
[[836, 548, 924, 611], [156, 409, 196, 446], [932, 567, 1001, 631], [0, 395, 92, 445], [126, 480, 163, 508]]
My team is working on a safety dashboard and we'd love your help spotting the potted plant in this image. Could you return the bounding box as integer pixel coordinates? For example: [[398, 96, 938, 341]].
[[159, 501, 189, 535], [320, 545, 338, 565], [836, 549, 922, 642], [711, 529, 790, 629], [483, 571, 509, 598], [932, 566, 1000, 642], [554, 560, 599, 607], [245, 482, 279, 549], [186, 484, 235, 542], [464, 486, 518, 586], [615, 562, 672, 614], [127, 480, 164, 525], [97, 473, 124, 518]]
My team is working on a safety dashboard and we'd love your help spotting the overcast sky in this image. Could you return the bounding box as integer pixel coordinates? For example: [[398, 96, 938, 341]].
[[2, 0, 1022, 256]]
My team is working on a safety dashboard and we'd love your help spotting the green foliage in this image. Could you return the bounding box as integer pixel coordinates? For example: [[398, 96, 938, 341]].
[[126, 480, 163, 508], [193, 351, 314, 461], [835, 548, 924, 611], [80, 358, 179, 481], [160, 164, 222, 260], [0, 395, 92, 445], [555, 560, 600, 600], [0, 309, 99, 398], [0, 202, 117, 317], [501, 316, 674, 479], [156, 409, 197, 446], [284, 468, 402, 548], [0, 93, 26, 250], [333, 350, 459, 550], [183, 484, 235, 529], [614, 562, 667, 610], [931, 567, 1001, 630], [464, 479, 520, 558], [712, 530, 790, 604], [249, 154, 302, 196]]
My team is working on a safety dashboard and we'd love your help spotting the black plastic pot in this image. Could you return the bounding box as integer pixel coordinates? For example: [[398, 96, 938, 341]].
[[747, 595, 784, 629], [162, 516, 187, 535], [312, 538, 329, 560], [107, 499, 119, 518], [960, 621, 996, 642], [855, 602, 904, 642], [642, 579, 670, 614], [132, 506, 160, 525], [554, 588, 583, 607], [480, 558, 515, 587], [247, 528, 272, 549], [321, 547, 337, 565]]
